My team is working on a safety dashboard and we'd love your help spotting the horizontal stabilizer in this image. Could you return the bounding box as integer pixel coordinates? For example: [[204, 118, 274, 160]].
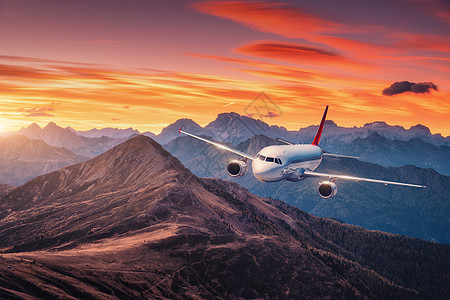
[[277, 138, 295, 145], [323, 153, 359, 159]]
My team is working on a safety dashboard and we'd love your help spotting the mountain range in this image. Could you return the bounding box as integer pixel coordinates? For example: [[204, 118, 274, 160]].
[[0, 136, 449, 299], [5, 113, 450, 175], [146, 113, 450, 147], [336, 132, 450, 175], [15, 122, 124, 157], [67, 126, 140, 139], [165, 134, 450, 244], [8, 113, 450, 147], [150, 112, 450, 147], [0, 135, 87, 186]]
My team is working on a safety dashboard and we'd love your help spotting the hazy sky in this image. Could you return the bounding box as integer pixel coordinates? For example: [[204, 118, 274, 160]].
[[0, 0, 449, 135]]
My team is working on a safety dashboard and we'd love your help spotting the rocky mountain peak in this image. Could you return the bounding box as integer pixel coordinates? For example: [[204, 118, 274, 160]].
[[18, 122, 42, 137], [363, 121, 390, 128], [207, 112, 267, 128], [11, 135, 194, 203], [42, 122, 66, 134], [156, 118, 204, 144], [27, 122, 41, 130], [409, 124, 431, 135], [168, 118, 202, 129], [324, 120, 337, 127], [44, 121, 58, 129], [87, 134, 193, 183], [214, 111, 240, 121]]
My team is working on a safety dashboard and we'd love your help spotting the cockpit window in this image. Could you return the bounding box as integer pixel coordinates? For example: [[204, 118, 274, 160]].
[[257, 155, 282, 164]]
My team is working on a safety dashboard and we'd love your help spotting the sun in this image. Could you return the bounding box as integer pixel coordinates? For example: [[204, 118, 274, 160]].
[[0, 121, 8, 134]]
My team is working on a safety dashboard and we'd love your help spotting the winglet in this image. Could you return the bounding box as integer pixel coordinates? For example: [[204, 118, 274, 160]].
[[179, 127, 182, 134], [312, 106, 329, 146]]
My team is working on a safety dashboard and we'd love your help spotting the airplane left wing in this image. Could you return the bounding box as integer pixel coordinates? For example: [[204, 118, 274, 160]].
[[179, 128, 255, 160], [303, 170, 426, 188]]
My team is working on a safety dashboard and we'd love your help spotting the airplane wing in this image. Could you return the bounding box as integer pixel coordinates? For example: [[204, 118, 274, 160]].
[[303, 170, 426, 188], [179, 128, 255, 160]]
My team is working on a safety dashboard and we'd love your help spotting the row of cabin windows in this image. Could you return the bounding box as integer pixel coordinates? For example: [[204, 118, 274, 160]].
[[256, 154, 283, 165]]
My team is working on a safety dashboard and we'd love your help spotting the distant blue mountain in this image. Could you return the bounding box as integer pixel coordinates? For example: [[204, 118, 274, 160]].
[[164, 134, 450, 244], [156, 113, 449, 146], [334, 132, 450, 176]]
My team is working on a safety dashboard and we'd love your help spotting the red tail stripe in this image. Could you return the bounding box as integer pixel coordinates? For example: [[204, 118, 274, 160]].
[[312, 106, 329, 146]]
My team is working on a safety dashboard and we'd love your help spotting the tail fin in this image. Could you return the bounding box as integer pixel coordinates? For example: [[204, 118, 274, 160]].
[[312, 106, 329, 146]]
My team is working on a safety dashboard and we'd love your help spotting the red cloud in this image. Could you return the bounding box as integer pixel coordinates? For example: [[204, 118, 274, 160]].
[[0, 64, 63, 81], [238, 43, 338, 58], [236, 42, 338, 61], [192, 1, 340, 38], [235, 42, 376, 72]]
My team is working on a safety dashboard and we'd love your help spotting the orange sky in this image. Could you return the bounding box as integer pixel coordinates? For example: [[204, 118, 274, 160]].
[[0, 0, 449, 135]]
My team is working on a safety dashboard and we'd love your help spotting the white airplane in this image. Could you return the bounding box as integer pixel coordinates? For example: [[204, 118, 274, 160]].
[[179, 106, 426, 198]]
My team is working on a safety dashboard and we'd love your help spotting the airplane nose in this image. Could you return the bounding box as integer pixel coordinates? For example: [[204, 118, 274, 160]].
[[252, 160, 264, 175], [252, 160, 272, 181]]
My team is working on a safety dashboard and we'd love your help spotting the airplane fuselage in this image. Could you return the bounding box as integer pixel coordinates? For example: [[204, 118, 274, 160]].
[[252, 144, 323, 182]]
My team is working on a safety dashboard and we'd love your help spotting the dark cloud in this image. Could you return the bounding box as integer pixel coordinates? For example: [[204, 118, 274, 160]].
[[237, 43, 338, 59], [18, 102, 59, 117], [382, 81, 438, 96], [245, 111, 279, 118], [264, 111, 279, 118]]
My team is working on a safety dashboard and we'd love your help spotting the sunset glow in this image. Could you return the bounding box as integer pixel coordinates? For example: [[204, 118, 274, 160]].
[[0, 0, 449, 135]]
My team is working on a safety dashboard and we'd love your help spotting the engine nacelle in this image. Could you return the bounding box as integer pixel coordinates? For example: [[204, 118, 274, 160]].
[[226, 160, 248, 177], [318, 181, 338, 199]]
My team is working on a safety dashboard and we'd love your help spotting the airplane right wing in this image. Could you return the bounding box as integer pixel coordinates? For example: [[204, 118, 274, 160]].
[[179, 128, 255, 160], [303, 170, 426, 188]]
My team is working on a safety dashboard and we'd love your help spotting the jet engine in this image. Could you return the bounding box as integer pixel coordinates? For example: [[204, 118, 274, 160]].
[[318, 181, 337, 199], [227, 160, 248, 177]]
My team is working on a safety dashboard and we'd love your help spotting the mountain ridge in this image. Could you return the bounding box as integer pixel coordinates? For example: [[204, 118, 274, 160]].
[[0, 135, 87, 186], [7, 111, 449, 148], [338, 132, 450, 175], [15, 122, 125, 157], [69, 126, 140, 139]]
